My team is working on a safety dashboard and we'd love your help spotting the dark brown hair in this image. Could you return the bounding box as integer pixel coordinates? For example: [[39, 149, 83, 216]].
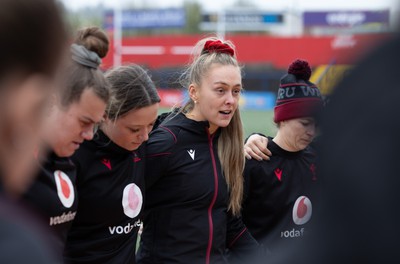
[[74, 27, 109, 59], [105, 64, 161, 120], [59, 26, 111, 108]]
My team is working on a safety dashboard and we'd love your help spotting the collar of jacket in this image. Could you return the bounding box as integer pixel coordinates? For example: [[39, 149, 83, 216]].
[[94, 129, 136, 156], [161, 112, 222, 137]]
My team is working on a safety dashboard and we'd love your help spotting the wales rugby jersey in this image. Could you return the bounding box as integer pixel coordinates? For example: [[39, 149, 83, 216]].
[[64, 130, 144, 264], [22, 151, 78, 258], [242, 138, 320, 256]]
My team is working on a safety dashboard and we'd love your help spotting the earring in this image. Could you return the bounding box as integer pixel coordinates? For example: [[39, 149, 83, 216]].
[[194, 100, 198, 104]]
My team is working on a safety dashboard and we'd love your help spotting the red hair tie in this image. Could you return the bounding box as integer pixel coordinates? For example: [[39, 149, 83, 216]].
[[203, 40, 235, 57]]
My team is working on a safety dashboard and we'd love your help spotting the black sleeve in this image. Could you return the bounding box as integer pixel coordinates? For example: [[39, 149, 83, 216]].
[[152, 107, 181, 131], [152, 112, 171, 131], [242, 159, 254, 204], [226, 212, 266, 263], [145, 127, 176, 189], [243, 158, 266, 205]]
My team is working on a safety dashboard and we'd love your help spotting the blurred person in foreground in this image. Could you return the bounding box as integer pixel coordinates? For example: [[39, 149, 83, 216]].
[[0, 0, 67, 262], [301, 32, 400, 264]]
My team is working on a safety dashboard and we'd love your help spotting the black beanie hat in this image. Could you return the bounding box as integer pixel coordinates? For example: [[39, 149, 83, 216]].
[[274, 59, 324, 123]]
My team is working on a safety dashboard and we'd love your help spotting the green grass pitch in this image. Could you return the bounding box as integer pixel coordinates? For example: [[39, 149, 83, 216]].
[[158, 108, 277, 139]]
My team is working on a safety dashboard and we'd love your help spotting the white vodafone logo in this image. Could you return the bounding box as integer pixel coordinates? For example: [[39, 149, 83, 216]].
[[292, 196, 312, 225], [122, 183, 143, 218], [54, 170, 75, 208]]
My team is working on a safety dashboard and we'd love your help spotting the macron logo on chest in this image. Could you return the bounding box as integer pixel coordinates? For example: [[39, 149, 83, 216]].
[[101, 158, 112, 170], [274, 168, 283, 181], [187, 149, 195, 160]]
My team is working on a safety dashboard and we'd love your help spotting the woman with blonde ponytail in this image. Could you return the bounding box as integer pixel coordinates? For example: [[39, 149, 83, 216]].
[[138, 37, 260, 264]]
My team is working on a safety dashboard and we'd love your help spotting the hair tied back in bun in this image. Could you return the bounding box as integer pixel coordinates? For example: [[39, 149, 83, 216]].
[[70, 43, 102, 69]]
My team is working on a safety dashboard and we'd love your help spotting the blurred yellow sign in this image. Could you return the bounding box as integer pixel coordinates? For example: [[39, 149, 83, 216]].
[[310, 64, 353, 95]]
